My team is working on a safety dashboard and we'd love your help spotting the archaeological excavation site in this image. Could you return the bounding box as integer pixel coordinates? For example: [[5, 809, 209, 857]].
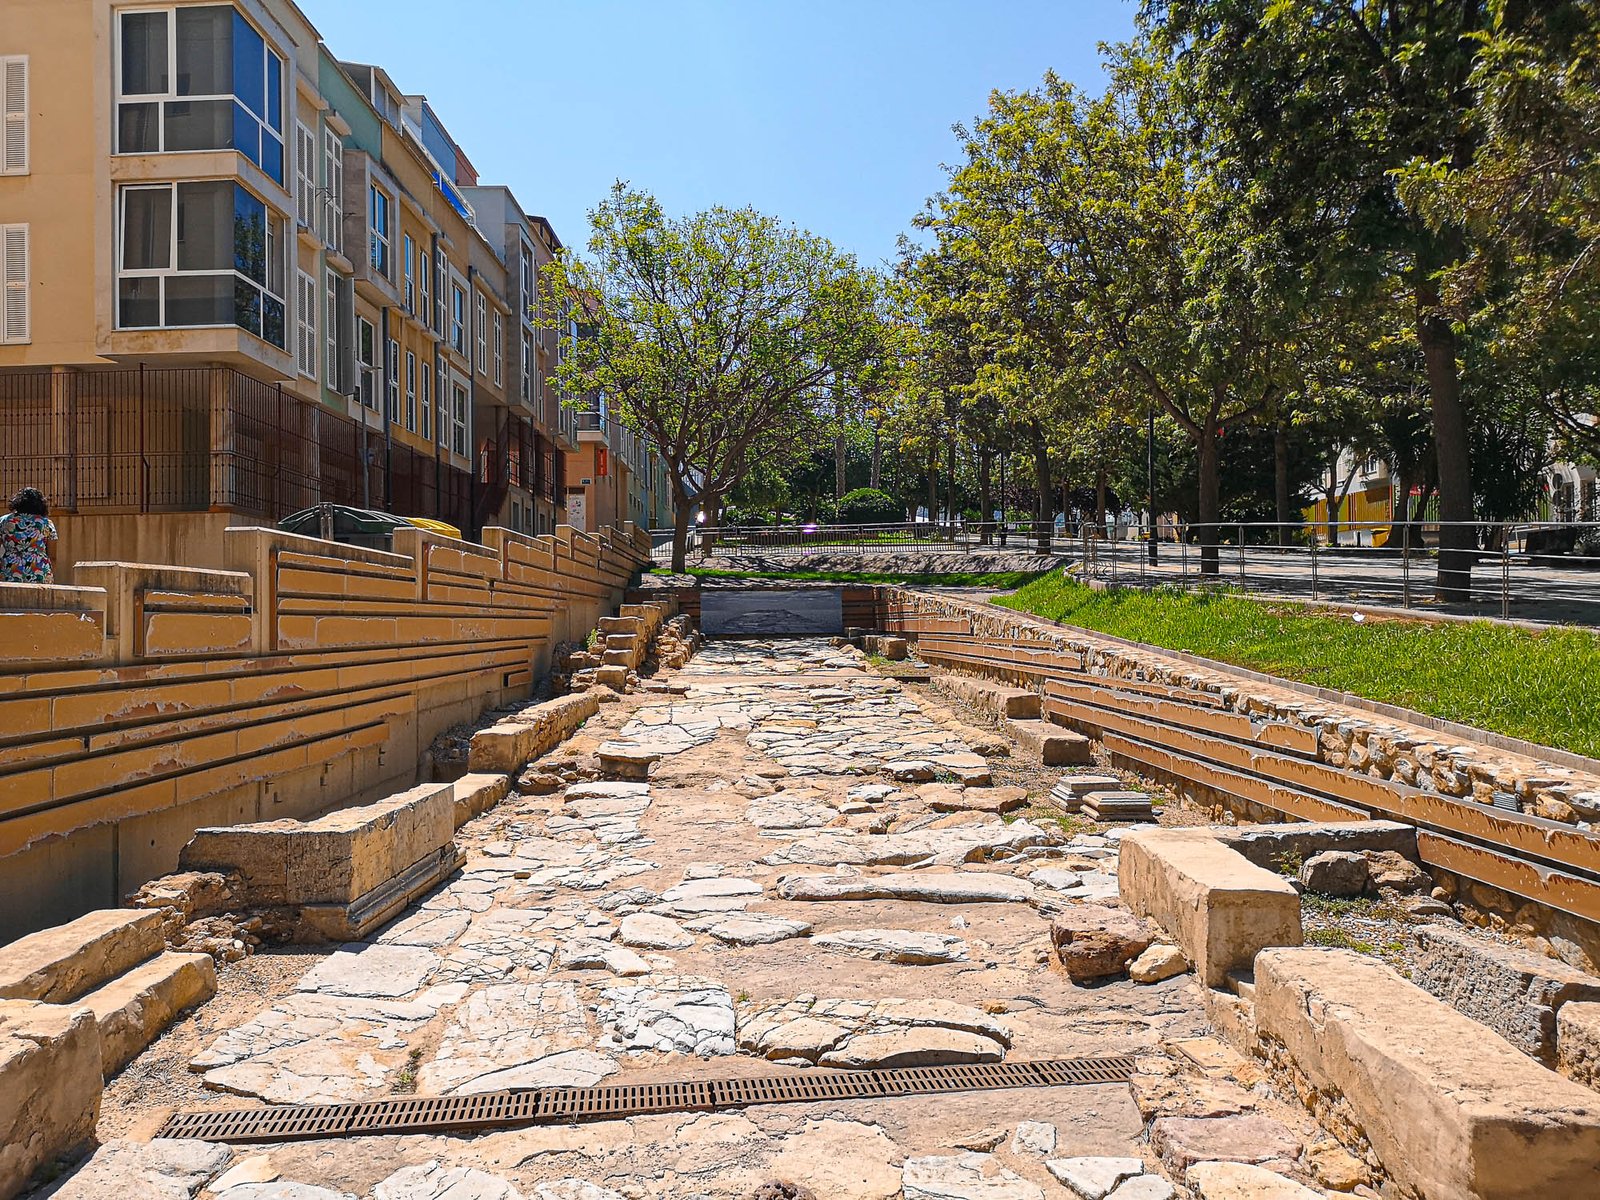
[[3, 530, 1600, 1200]]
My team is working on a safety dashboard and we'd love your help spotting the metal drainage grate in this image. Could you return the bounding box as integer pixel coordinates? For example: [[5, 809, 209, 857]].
[[157, 1055, 1137, 1144]]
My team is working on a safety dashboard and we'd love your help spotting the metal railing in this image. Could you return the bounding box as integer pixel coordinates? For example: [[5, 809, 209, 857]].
[[648, 520, 1062, 561], [1075, 519, 1600, 626], [0, 366, 475, 529]]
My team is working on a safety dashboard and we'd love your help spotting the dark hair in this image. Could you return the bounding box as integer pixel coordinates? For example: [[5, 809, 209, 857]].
[[9, 488, 48, 517]]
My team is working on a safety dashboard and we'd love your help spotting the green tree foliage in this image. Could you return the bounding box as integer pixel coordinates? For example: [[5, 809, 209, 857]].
[[540, 183, 871, 571]]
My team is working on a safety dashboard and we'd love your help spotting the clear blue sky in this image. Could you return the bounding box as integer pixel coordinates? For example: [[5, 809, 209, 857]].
[[306, 1, 1137, 267]]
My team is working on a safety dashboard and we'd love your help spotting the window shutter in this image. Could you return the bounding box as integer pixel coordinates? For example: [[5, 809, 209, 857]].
[[2, 57, 26, 176], [2, 224, 28, 344]]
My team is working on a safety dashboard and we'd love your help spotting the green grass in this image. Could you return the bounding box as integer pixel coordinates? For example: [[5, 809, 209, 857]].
[[994, 575, 1600, 757], [650, 566, 1048, 589]]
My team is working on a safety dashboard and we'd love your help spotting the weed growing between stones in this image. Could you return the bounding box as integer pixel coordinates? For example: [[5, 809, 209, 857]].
[[393, 1047, 423, 1094]]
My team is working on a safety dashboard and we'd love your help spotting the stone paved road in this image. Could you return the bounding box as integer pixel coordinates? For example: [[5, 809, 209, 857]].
[[84, 637, 1320, 1200]]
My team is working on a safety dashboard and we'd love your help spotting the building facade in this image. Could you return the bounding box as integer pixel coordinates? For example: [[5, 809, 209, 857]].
[[0, 0, 665, 569]]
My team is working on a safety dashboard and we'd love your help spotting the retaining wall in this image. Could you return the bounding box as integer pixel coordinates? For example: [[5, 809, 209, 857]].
[[0, 522, 652, 940], [874, 586, 1600, 971]]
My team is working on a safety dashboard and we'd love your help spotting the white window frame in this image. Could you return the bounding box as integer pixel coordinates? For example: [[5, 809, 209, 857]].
[[115, 180, 286, 344], [521, 330, 532, 403], [403, 234, 415, 314], [113, 8, 284, 181], [420, 357, 432, 441], [450, 374, 468, 457], [1, 223, 28, 344], [2, 56, 28, 176], [475, 292, 487, 374], [369, 183, 391, 278], [519, 243, 533, 324], [418, 240, 431, 328], [492, 311, 503, 387], [356, 316, 375, 407], [324, 268, 339, 389], [323, 128, 343, 254], [405, 349, 417, 431], [434, 247, 447, 335], [450, 282, 466, 354], [295, 269, 317, 378], [294, 122, 315, 230], [385, 336, 399, 420]]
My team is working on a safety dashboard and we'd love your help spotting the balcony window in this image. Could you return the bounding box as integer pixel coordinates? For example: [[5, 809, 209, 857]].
[[403, 235, 415, 313], [322, 130, 343, 254], [420, 361, 432, 441], [357, 317, 376, 408], [451, 380, 468, 456], [116, 7, 285, 185], [369, 186, 391, 278], [117, 180, 286, 347], [450, 284, 465, 353]]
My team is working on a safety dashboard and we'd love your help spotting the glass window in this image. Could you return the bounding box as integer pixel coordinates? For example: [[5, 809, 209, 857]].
[[233, 185, 267, 283], [326, 270, 340, 389], [403, 235, 415, 312], [121, 187, 171, 271], [176, 7, 231, 98], [369, 186, 390, 277], [166, 273, 233, 326], [120, 12, 168, 96], [118, 276, 161, 328], [175, 179, 233, 272], [115, 7, 283, 184], [451, 285, 465, 352]]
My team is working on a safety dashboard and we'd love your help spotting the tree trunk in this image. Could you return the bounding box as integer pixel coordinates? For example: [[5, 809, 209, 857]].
[[670, 494, 693, 575], [1197, 427, 1221, 577], [925, 449, 937, 523], [1416, 274, 1475, 601], [945, 440, 958, 535], [977, 449, 993, 546], [1030, 422, 1052, 555], [1274, 422, 1291, 546], [834, 429, 846, 500], [1094, 468, 1107, 532], [870, 424, 882, 490]]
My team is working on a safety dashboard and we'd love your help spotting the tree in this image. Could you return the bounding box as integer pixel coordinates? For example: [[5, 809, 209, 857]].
[[931, 53, 1310, 572], [1144, 0, 1537, 597], [541, 184, 868, 572]]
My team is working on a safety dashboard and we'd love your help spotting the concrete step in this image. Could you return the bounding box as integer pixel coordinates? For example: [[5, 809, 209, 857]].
[[80, 950, 216, 1076], [0, 909, 166, 1004], [934, 674, 1042, 721], [1008, 719, 1092, 766]]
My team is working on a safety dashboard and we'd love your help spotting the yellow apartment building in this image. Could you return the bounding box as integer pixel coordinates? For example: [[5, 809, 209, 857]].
[[0, 0, 668, 570]]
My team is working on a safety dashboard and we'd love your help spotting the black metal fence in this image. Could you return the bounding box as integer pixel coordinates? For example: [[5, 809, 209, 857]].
[[0, 367, 474, 530]]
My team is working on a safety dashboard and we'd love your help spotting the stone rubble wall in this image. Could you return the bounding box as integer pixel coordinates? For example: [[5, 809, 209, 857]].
[[875, 586, 1600, 971], [0, 521, 654, 942]]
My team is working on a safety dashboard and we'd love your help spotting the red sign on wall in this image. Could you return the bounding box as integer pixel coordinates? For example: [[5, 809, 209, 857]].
[[596, 447, 609, 478]]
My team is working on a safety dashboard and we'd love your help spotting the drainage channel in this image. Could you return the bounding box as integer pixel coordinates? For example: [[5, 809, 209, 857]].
[[157, 1056, 1137, 1144]]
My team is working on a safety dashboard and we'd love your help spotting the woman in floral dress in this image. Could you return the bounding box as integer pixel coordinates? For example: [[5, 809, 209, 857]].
[[0, 488, 58, 583]]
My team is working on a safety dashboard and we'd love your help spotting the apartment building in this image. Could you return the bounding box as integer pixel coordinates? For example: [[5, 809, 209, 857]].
[[0, 0, 665, 570]]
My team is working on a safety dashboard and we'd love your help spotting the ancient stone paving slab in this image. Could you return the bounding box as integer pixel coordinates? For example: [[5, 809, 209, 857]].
[[109, 635, 1359, 1200]]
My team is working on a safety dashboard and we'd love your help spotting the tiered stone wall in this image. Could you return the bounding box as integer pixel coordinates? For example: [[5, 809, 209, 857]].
[[875, 586, 1600, 970], [0, 522, 653, 940]]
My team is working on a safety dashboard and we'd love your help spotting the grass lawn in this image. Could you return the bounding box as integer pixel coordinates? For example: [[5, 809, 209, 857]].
[[993, 574, 1600, 758], [650, 566, 1049, 589]]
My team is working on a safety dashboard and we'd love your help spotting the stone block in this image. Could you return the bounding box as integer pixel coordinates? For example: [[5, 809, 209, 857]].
[[1082, 791, 1154, 822], [1557, 1001, 1600, 1089], [1255, 946, 1600, 1200], [1150, 1114, 1302, 1174], [1216, 821, 1417, 874], [0, 1000, 103, 1200], [0, 909, 166, 1003], [1119, 830, 1301, 987], [1184, 1162, 1324, 1199], [935, 673, 1041, 720], [1297, 851, 1367, 898], [1411, 923, 1600, 1064], [81, 950, 216, 1076], [466, 692, 600, 774], [451, 773, 510, 828], [594, 665, 630, 691], [1049, 774, 1124, 813], [1049, 904, 1156, 982], [1008, 719, 1093, 766]]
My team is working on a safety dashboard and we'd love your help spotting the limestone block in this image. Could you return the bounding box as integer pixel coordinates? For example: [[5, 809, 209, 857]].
[[82, 950, 217, 1075], [1254, 946, 1600, 1200], [180, 824, 295, 905], [466, 692, 600, 774], [50, 1139, 232, 1200], [1119, 830, 1301, 987], [0, 908, 165, 1003], [935, 674, 1042, 720], [594, 665, 630, 692], [1297, 851, 1368, 899], [1411, 924, 1600, 1064], [1557, 1001, 1600, 1089], [1151, 1114, 1302, 1174], [452, 773, 510, 828], [1008, 719, 1093, 766], [1184, 1162, 1323, 1199], [1215, 821, 1417, 873], [0, 1000, 103, 1200]]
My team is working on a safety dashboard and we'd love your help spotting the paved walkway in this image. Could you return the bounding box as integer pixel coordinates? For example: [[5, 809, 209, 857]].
[[92, 638, 1291, 1200]]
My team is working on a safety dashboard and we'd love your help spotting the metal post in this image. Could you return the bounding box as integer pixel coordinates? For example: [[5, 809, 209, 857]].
[[1147, 406, 1158, 566], [1310, 533, 1319, 600], [1238, 522, 1246, 588], [1502, 532, 1511, 619], [1401, 522, 1411, 609]]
